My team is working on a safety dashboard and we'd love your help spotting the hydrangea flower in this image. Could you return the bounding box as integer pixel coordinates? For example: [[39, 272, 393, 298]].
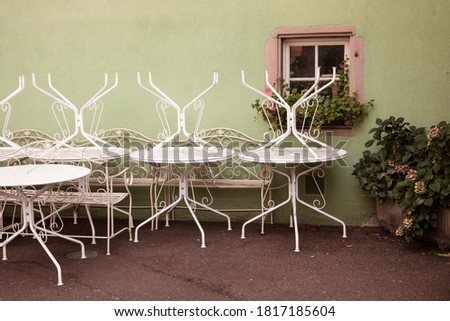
[[406, 169, 417, 182], [414, 181, 427, 195], [403, 218, 413, 230], [427, 125, 440, 140]]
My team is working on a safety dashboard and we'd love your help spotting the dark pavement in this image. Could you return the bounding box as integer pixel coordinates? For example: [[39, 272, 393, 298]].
[[1, 219, 449, 301]]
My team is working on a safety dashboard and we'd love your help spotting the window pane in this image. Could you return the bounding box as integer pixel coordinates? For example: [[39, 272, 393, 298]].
[[289, 46, 315, 78], [288, 81, 315, 94], [318, 80, 335, 98], [289, 81, 335, 98], [318, 45, 344, 75]]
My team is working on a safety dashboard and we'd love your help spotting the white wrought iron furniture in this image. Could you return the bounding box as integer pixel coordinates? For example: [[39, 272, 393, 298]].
[[240, 68, 347, 252], [25, 73, 133, 255], [0, 164, 91, 286], [0, 76, 26, 162], [131, 71, 234, 248], [83, 127, 273, 230]]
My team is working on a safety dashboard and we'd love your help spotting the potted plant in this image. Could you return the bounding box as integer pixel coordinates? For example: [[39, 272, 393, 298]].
[[353, 117, 450, 246], [393, 121, 450, 245], [251, 59, 374, 132], [316, 59, 374, 128], [352, 116, 420, 233]]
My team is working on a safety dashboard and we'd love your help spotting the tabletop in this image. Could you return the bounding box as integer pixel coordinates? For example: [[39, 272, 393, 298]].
[[130, 146, 234, 165], [239, 147, 348, 164], [0, 164, 91, 187]]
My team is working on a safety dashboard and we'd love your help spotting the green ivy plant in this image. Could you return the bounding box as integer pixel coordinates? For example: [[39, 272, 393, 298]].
[[251, 59, 374, 131]]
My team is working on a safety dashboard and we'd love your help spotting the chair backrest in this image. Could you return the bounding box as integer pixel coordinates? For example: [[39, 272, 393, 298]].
[[0, 76, 24, 148], [196, 127, 269, 181], [137, 71, 219, 147], [241, 68, 337, 151], [32, 73, 118, 149]]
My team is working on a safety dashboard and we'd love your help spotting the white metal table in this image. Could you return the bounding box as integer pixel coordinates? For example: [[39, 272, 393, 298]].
[[0, 164, 91, 285], [240, 67, 348, 252], [27, 145, 131, 255], [240, 147, 348, 252], [131, 146, 234, 248]]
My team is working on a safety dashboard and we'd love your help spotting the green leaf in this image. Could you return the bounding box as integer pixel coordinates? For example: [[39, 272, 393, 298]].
[[429, 182, 441, 193], [424, 198, 433, 206]]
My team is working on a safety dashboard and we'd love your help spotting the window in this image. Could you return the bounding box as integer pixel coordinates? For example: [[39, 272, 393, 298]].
[[283, 38, 348, 96], [265, 25, 365, 102]]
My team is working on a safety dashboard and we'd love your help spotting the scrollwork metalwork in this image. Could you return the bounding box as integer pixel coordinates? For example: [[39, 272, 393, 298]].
[[310, 168, 326, 209]]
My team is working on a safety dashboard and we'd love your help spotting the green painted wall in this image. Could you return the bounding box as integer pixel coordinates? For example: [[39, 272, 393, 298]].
[[1, 0, 449, 225]]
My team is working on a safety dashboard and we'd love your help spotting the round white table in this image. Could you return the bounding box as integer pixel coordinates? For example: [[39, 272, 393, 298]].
[[27, 145, 131, 255], [239, 146, 348, 252], [131, 146, 234, 248], [0, 164, 91, 285]]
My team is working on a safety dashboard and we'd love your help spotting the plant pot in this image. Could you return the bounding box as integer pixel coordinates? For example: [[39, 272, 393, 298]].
[[375, 198, 405, 235], [422, 207, 450, 249]]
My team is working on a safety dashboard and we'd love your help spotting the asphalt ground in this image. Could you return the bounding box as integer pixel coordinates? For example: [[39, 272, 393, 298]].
[[1, 217, 449, 301]]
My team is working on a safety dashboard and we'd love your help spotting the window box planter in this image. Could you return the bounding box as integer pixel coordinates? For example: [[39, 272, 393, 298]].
[[321, 125, 355, 137]]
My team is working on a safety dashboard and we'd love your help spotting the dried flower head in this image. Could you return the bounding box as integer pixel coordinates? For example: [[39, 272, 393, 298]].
[[393, 164, 410, 175], [406, 169, 418, 182], [403, 218, 413, 230], [414, 181, 427, 195], [395, 226, 404, 236], [427, 125, 441, 140]]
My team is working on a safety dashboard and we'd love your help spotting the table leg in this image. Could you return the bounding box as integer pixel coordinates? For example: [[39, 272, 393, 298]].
[[290, 168, 300, 252], [240, 166, 292, 241], [240, 197, 291, 237], [186, 196, 232, 230], [182, 174, 231, 248], [134, 195, 183, 243], [183, 197, 206, 248], [295, 165, 347, 238], [24, 199, 65, 286], [0, 210, 28, 261], [32, 224, 87, 258], [240, 165, 346, 252], [296, 197, 347, 238]]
